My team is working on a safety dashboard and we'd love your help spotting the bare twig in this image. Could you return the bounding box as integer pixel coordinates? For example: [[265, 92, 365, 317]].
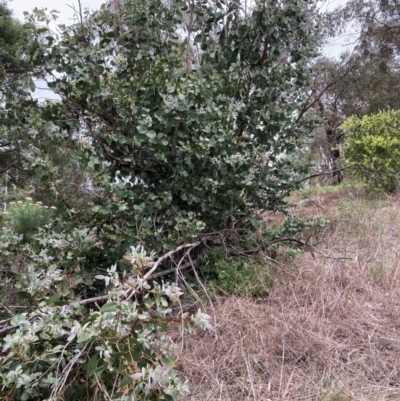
[[296, 61, 357, 123], [0, 324, 16, 335], [150, 259, 198, 279], [143, 241, 202, 280], [296, 163, 361, 185]]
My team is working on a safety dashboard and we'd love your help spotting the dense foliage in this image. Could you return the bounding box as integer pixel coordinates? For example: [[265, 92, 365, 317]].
[[16, 0, 319, 253], [0, 0, 323, 399], [0, 244, 215, 400], [343, 110, 400, 193], [0, 0, 27, 91], [0, 0, 31, 189]]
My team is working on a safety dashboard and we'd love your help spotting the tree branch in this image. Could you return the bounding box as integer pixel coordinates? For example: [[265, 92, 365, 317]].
[[296, 163, 361, 185], [296, 62, 357, 123]]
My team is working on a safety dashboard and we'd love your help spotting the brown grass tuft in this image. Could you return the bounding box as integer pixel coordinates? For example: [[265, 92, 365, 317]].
[[176, 190, 400, 400]]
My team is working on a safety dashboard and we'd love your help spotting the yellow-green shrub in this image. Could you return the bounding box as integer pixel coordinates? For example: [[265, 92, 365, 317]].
[[342, 110, 400, 193], [2, 198, 55, 235]]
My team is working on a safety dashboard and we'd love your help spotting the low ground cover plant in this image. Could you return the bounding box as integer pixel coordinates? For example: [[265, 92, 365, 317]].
[[2, 197, 55, 235]]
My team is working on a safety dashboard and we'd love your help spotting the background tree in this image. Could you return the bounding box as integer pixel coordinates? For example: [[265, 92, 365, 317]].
[[0, 0, 28, 93], [17, 0, 321, 256], [0, 1, 49, 202], [343, 109, 400, 193], [303, 0, 400, 185]]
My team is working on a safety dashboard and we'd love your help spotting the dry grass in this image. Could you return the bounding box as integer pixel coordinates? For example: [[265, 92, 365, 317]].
[[175, 189, 400, 400]]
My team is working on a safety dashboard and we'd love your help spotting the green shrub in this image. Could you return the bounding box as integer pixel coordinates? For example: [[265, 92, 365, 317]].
[[202, 251, 273, 297], [2, 197, 54, 235], [15, 0, 320, 254], [342, 110, 400, 193], [0, 244, 214, 401]]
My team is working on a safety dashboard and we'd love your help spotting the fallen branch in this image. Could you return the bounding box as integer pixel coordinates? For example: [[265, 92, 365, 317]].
[[296, 163, 361, 185], [80, 241, 202, 306], [0, 242, 205, 336], [143, 241, 201, 280], [0, 325, 16, 335], [123, 246, 258, 280], [150, 259, 199, 279], [270, 237, 351, 261]]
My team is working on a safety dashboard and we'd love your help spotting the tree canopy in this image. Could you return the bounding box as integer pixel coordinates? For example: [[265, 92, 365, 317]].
[[13, 0, 321, 253], [0, 1, 26, 89]]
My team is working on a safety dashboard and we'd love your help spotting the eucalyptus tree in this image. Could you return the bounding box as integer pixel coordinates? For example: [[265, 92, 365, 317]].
[[0, 1, 50, 195], [11, 0, 322, 257], [322, 0, 400, 118], [0, 0, 28, 93], [303, 0, 400, 183]]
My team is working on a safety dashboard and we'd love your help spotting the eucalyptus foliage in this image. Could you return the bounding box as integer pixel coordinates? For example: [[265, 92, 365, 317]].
[[0, 0, 34, 190], [14, 0, 319, 253], [320, 0, 400, 122], [0, 0, 28, 90]]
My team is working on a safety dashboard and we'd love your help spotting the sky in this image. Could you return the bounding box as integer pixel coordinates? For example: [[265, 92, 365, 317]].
[[320, 0, 358, 57]]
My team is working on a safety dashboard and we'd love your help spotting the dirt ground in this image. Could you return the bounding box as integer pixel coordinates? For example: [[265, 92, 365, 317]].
[[175, 188, 400, 400]]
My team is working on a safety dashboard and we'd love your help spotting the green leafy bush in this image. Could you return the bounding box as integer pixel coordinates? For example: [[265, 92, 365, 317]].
[[14, 0, 320, 255], [2, 198, 55, 235], [0, 245, 214, 401], [0, 224, 105, 300], [203, 251, 273, 297], [342, 110, 400, 193]]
